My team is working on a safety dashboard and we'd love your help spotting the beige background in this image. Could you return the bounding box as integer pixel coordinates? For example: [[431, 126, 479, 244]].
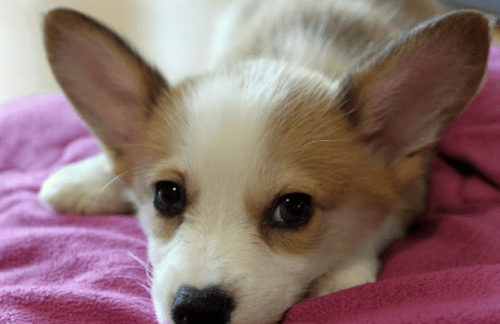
[[0, 0, 229, 105]]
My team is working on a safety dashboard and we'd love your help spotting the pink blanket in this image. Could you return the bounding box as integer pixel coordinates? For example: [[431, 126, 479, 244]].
[[1, 46, 500, 324]]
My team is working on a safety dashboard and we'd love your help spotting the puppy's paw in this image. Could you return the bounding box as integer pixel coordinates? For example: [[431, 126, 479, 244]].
[[39, 154, 134, 215], [310, 253, 380, 298]]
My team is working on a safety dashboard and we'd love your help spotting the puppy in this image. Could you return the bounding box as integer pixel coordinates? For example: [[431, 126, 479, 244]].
[[38, 1, 493, 323]]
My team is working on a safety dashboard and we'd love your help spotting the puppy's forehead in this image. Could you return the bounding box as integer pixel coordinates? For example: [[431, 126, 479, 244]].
[[179, 61, 343, 187]]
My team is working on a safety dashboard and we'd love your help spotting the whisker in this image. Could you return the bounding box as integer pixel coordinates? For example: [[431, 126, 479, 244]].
[[126, 251, 154, 285], [134, 296, 153, 302], [109, 143, 165, 153], [127, 251, 149, 267], [111, 265, 151, 273], [137, 283, 153, 295], [111, 273, 153, 294], [94, 162, 155, 203], [113, 274, 147, 282], [299, 139, 344, 150]]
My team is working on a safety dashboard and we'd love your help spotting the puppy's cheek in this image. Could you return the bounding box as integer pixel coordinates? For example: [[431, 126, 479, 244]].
[[152, 290, 170, 324], [233, 251, 326, 320], [147, 238, 169, 267], [150, 256, 180, 324], [137, 204, 180, 264]]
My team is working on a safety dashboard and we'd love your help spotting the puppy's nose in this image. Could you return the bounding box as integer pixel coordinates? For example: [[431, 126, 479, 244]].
[[171, 285, 235, 324]]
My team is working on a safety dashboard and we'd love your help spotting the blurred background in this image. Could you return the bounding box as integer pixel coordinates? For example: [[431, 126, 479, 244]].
[[0, 0, 229, 104], [0, 0, 498, 105]]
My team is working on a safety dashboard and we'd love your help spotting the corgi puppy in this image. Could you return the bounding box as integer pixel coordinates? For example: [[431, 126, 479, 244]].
[[38, 1, 493, 323]]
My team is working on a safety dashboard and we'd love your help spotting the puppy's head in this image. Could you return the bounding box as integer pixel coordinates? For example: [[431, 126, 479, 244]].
[[44, 9, 492, 324]]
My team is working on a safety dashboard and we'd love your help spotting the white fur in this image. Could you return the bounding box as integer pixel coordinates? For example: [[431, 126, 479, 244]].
[[38, 154, 133, 215]]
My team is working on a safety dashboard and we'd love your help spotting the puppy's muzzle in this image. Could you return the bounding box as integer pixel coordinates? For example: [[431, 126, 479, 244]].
[[171, 286, 235, 324]]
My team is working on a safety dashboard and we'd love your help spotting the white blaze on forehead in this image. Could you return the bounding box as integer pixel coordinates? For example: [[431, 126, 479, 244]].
[[181, 61, 293, 187]]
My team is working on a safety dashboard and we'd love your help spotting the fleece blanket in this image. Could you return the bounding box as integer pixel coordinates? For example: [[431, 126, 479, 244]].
[[1, 47, 500, 324]]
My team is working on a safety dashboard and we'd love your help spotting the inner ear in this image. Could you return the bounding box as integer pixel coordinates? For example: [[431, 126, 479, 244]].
[[44, 8, 168, 153], [342, 10, 492, 163]]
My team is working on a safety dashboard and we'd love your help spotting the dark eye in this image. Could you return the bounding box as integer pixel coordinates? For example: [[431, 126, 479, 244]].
[[153, 181, 186, 217], [267, 193, 313, 228]]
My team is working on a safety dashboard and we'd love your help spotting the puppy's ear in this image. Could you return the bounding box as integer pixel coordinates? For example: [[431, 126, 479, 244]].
[[44, 8, 168, 154], [343, 11, 493, 164]]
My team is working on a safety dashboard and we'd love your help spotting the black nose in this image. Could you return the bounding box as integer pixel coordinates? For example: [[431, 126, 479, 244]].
[[171, 285, 235, 324]]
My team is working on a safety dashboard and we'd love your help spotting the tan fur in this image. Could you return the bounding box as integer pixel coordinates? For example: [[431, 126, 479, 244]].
[[247, 80, 398, 254]]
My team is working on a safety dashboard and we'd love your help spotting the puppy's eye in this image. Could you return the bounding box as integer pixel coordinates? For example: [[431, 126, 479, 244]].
[[153, 181, 186, 217], [267, 193, 313, 228]]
